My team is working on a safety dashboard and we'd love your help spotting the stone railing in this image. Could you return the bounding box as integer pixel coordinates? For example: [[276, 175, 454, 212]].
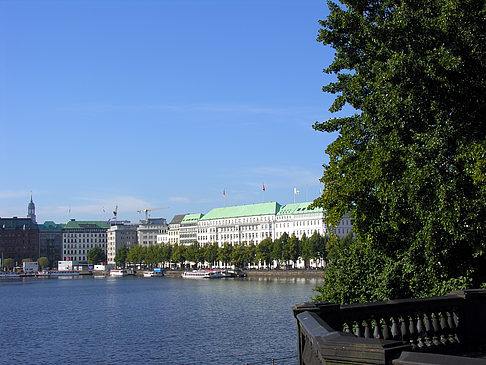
[[293, 289, 486, 365]]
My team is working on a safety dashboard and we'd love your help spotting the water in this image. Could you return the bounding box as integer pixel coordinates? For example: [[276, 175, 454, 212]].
[[0, 276, 318, 364]]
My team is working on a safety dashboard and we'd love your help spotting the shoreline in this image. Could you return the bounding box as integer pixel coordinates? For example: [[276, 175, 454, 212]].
[[163, 269, 324, 278]]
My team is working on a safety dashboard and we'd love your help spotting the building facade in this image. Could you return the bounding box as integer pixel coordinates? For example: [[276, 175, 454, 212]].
[[107, 223, 139, 265], [0, 217, 40, 265], [179, 213, 203, 245], [62, 220, 109, 265], [137, 218, 167, 246], [275, 202, 328, 240], [197, 202, 281, 246], [38, 221, 63, 267]]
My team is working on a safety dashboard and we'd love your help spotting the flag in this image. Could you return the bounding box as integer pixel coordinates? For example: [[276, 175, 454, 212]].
[[113, 205, 118, 216], [223, 189, 225, 198], [68, 206, 71, 213], [263, 183, 265, 192], [294, 187, 300, 195], [102, 207, 106, 213]]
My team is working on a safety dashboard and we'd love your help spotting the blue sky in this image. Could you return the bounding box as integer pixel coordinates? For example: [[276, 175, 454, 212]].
[[0, 0, 341, 224]]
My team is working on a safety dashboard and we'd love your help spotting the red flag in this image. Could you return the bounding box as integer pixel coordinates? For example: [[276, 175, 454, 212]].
[[263, 183, 265, 192], [223, 189, 225, 198]]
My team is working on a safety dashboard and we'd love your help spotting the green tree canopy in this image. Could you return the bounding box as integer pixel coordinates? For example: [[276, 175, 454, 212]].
[[87, 246, 107, 265], [114, 245, 129, 267], [37, 257, 50, 269], [3, 258, 14, 271], [256, 238, 273, 267], [313, 0, 486, 302]]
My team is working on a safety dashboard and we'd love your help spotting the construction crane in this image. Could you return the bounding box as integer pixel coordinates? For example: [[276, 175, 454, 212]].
[[137, 206, 170, 221]]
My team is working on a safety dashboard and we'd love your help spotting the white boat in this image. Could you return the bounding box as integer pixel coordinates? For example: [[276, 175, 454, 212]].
[[181, 270, 223, 279], [144, 269, 164, 277], [110, 269, 134, 277], [48, 270, 79, 277]]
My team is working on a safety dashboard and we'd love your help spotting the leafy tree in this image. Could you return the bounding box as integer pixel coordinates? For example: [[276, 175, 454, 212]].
[[114, 245, 129, 267], [159, 244, 172, 267], [87, 246, 106, 265], [301, 233, 312, 267], [231, 242, 247, 268], [217, 243, 233, 268], [171, 244, 186, 267], [288, 234, 301, 268], [37, 257, 50, 269], [3, 258, 14, 271], [127, 245, 145, 267], [204, 243, 219, 267], [256, 238, 273, 268], [313, 0, 486, 302], [272, 233, 287, 268], [245, 242, 257, 267]]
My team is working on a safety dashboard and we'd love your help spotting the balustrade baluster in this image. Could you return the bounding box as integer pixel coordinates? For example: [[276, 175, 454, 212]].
[[400, 316, 410, 344], [373, 318, 383, 339], [344, 321, 352, 334], [382, 317, 391, 340], [391, 316, 399, 340], [439, 311, 449, 345], [355, 321, 363, 338], [453, 310, 461, 344], [364, 319, 372, 338], [408, 314, 418, 349], [424, 313, 433, 347], [447, 311, 457, 344], [416, 313, 425, 348], [432, 312, 442, 347]]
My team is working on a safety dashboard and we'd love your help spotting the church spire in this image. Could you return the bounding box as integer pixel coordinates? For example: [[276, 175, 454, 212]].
[[27, 192, 36, 223]]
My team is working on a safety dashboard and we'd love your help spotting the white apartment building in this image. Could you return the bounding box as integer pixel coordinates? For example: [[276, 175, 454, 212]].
[[179, 213, 203, 245], [62, 219, 109, 265], [275, 202, 328, 239], [137, 218, 168, 246], [106, 223, 139, 265], [157, 214, 186, 244], [331, 213, 353, 237], [197, 202, 280, 246]]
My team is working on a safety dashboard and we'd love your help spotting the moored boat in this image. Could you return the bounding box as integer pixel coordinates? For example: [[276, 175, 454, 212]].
[[110, 269, 134, 277], [144, 268, 164, 277], [181, 269, 223, 279]]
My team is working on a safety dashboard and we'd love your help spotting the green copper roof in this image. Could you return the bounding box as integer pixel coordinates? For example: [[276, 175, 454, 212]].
[[63, 220, 110, 229], [181, 213, 203, 224], [277, 202, 324, 216], [200, 202, 281, 221], [38, 221, 64, 230]]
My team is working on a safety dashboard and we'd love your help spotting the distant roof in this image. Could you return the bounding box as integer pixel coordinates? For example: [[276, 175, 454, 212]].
[[181, 213, 203, 224], [63, 220, 110, 229], [200, 202, 281, 221], [277, 202, 323, 216], [38, 221, 64, 230], [170, 214, 186, 225], [0, 217, 38, 230]]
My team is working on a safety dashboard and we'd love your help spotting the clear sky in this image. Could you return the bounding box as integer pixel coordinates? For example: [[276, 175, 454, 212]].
[[0, 0, 341, 224]]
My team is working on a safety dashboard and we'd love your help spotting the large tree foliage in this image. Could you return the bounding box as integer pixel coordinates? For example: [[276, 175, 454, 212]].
[[313, 0, 486, 301], [87, 246, 107, 265]]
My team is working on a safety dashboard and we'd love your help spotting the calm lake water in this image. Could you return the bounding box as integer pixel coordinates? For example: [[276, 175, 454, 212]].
[[0, 276, 319, 365]]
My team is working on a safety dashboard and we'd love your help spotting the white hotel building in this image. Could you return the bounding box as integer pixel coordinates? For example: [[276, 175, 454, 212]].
[[62, 219, 109, 265], [106, 223, 139, 265], [193, 201, 352, 247]]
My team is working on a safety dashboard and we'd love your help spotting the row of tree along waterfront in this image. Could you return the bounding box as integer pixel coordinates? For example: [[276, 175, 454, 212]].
[[113, 231, 330, 269]]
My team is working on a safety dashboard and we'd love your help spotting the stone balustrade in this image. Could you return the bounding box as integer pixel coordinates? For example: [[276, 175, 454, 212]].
[[293, 289, 486, 365]]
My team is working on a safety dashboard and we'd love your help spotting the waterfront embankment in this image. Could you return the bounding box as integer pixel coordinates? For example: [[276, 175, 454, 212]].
[[163, 269, 324, 278]]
